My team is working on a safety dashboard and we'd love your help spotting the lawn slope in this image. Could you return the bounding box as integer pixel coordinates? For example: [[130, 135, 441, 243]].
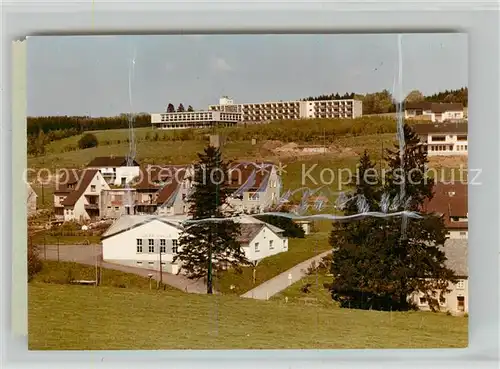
[[29, 283, 468, 350]]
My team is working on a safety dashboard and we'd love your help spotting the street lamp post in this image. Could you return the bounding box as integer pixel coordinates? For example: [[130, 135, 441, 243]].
[[81, 225, 95, 287]]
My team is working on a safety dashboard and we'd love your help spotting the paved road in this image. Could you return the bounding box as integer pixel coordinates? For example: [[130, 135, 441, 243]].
[[241, 250, 332, 300], [38, 244, 208, 294]]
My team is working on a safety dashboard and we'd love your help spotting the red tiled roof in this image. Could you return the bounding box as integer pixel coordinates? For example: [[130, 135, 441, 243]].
[[156, 169, 186, 205], [227, 162, 273, 191], [405, 102, 463, 113], [86, 156, 139, 167], [60, 169, 100, 206], [422, 182, 468, 229]]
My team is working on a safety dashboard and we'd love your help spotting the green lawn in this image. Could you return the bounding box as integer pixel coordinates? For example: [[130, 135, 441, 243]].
[[271, 273, 337, 307], [28, 283, 468, 350], [33, 234, 101, 245], [216, 232, 331, 295], [32, 260, 178, 291]]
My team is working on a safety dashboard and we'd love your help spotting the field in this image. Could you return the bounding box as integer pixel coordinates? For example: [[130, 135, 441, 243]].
[[31, 260, 179, 291], [28, 283, 468, 350]]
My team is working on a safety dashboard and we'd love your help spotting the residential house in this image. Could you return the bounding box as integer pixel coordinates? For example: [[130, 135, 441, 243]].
[[53, 169, 110, 222], [225, 162, 281, 214], [27, 183, 38, 216], [412, 122, 468, 157], [134, 165, 191, 216], [100, 188, 137, 219], [101, 214, 288, 273], [86, 156, 140, 186], [422, 181, 468, 239], [405, 102, 464, 123], [410, 239, 468, 315]]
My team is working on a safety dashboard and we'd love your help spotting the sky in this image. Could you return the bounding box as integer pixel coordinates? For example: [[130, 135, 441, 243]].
[[27, 33, 467, 117]]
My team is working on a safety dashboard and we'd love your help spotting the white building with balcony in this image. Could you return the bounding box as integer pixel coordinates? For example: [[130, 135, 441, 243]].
[[208, 96, 363, 122], [413, 122, 468, 156], [151, 110, 242, 130]]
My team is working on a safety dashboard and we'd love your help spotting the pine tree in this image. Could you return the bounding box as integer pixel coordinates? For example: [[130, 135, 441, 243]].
[[173, 145, 249, 294], [187, 105, 194, 112], [166, 103, 175, 113], [177, 103, 185, 112], [329, 124, 457, 311]]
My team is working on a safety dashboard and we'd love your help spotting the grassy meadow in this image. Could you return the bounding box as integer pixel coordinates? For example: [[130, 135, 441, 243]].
[[29, 282, 468, 350]]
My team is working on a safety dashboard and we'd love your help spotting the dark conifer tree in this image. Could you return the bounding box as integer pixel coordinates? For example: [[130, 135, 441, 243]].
[[174, 145, 249, 294], [329, 124, 457, 311]]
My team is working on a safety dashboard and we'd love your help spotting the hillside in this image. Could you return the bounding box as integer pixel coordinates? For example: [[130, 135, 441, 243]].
[[29, 283, 468, 350]]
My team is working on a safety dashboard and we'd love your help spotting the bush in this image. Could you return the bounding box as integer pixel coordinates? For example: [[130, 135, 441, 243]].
[[255, 215, 305, 238], [78, 133, 99, 149], [27, 238, 43, 282]]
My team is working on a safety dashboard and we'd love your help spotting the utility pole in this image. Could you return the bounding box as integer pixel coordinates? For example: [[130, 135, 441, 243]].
[[159, 241, 163, 289]]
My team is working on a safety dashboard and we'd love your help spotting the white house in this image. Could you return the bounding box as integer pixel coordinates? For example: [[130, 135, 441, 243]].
[[405, 102, 464, 123], [412, 122, 468, 157], [86, 156, 140, 186], [409, 239, 468, 315], [101, 214, 288, 273], [54, 169, 111, 222]]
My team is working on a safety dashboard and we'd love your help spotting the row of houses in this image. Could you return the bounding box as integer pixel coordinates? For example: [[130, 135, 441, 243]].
[[52, 156, 281, 223]]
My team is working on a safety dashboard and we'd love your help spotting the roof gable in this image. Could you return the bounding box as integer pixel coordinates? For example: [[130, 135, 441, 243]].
[[60, 169, 101, 206], [87, 156, 140, 168]]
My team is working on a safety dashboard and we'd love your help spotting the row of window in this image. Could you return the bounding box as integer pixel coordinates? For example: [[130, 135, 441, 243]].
[[136, 239, 178, 254], [428, 144, 468, 151], [254, 239, 287, 252]]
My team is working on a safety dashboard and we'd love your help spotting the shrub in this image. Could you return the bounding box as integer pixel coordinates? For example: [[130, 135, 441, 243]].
[[27, 238, 43, 282], [77, 133, 99, 149], [255, 215, 305, 238]]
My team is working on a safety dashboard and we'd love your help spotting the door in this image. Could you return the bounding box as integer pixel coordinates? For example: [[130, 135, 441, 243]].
[[457, 296, 465, 312]]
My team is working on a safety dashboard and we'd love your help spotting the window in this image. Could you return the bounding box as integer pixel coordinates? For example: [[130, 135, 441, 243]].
[[136, 239, 143, 253], [160, 246, 166, 253], [148, 239, 154, 246], [456, 280, 465, 290], [431, 135, 446, 142], [457, 296, 465, 312], [182, 194, 187, 200], [115, 207, 119, 211], [459, 231, 467, 237], [148, 261, 154, 266], [91, 185, 96, 192], [269, 240, 274, 249], [160, 239, 166, 246], [148, 244, 155, 253], [255, 242, 260, 252], [172, 240, 179, 254], [465, 145, 468, 150], [419, 297, 427, 305], [136, 261, 142, 265]]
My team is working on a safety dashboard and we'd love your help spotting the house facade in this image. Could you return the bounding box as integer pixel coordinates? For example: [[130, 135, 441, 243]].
[[409, 239, 468, 315], [412, 122, 468, 157], [53, 169, 111, 222], [225, 162, 281, 214], [27, 183, 38, 216], [101, 214, 288, 273], [405, 102, 464, 123], [86, 156, 140, 186]]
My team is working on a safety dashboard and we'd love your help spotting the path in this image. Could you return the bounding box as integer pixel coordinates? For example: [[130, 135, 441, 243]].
[[241, 250, 332, 300], [38, 244, 208, 294]]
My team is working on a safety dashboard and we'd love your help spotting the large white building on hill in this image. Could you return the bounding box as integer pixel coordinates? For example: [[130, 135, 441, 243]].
[[101, 214, 288, 274], [209, 96, 363, 122]]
